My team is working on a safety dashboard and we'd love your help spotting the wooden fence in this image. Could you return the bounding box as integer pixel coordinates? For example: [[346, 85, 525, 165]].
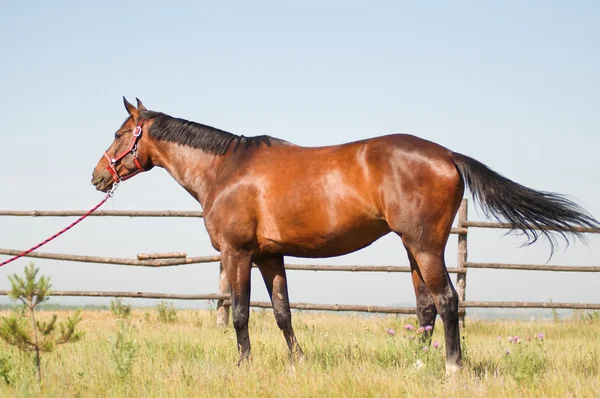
[[1, 199, 599, 327]]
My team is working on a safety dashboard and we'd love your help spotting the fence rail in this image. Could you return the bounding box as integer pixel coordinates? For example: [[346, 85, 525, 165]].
[[0, 290, 228, 301], [1, 199, 598, 326], [463, 301, 600, 310], [0, 249, 468, 273], [0, 290, 458, 315], [466, 262, 600, 272], [0, 249, 220, 267]]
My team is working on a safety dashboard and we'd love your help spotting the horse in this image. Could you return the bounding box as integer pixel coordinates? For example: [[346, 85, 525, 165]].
[[92, 97, 599, 374]]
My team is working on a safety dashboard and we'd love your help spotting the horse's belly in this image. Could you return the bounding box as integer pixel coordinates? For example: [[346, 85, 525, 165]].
[[259, 218, 390, 258]]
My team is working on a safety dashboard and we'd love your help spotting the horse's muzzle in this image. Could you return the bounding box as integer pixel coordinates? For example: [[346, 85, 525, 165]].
[[91, 173, 112, 193]]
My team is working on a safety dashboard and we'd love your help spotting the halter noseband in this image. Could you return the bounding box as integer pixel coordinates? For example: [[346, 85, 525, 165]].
[[104, 121, 145, 182]]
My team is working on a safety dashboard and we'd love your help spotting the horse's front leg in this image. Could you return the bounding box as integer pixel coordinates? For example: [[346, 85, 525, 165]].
[[255, 255, 304, 361], [221, 246, 253, 365]]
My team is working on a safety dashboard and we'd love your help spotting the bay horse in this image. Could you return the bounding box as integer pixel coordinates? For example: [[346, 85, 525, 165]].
[[92, 98, 599, 374]]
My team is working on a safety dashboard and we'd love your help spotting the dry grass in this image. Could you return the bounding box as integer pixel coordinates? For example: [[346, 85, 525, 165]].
[[0, 308, 598, 397]]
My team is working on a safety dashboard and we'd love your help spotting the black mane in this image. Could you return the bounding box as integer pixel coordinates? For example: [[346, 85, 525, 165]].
[[140, 110, 273, 155]]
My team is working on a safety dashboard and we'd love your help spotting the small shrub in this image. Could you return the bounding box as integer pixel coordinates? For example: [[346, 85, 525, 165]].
[[500, 334, 548, 386], [0, 263, 83, 382], [156, 300, 177, 323], [0, 353, 14, 385], [110, 320, 138, 381], [110, 299, 131, 319]]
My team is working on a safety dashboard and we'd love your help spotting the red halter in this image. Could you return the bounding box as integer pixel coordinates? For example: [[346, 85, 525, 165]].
[[104, 121, 145, 182]]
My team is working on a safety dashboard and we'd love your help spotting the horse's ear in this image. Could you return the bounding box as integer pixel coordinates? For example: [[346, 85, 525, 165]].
[[123, 96, 138, 116], [136, 98, 147, 111]]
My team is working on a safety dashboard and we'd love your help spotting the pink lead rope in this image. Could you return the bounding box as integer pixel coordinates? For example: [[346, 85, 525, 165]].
[[0, 183, 118, 268]]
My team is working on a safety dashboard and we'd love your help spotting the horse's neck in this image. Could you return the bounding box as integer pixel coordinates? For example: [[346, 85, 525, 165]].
[[151, 141, 225, 207]]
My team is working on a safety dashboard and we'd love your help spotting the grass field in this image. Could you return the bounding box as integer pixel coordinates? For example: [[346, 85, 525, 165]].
[[0, 307, 598, 397]]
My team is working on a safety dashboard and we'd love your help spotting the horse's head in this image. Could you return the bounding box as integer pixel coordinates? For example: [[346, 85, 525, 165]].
[[91, 97, 154, 192]]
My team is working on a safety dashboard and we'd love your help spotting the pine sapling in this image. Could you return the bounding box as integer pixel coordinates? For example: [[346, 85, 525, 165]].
[[0, 263, 84, 382]]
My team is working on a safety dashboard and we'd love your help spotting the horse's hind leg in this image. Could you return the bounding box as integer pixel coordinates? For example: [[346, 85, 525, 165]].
[[255, 255, 304, 360], [405, 247, 437, 340], [384, 153, 464, 373], [403, 238, 461, 374]]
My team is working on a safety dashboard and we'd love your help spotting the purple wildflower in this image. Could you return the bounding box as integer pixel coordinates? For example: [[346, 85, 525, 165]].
[[387, 328, 396, 337], [425, 325, 433, 332], [416, 327, 425, 334], [505, 349, 510, 355], [432, 340, 440, 349], [535, 332, 545, 341], [404, 324, 415, 331], [422, 346, 429, 352]]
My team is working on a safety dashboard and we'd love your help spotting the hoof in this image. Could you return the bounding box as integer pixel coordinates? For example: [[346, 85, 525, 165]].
[[237, 354, 253, 367], [292, 351, 306, 364], [445, 363, 462, 376]]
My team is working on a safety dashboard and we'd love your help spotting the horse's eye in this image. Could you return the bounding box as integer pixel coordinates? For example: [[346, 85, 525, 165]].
[[115, 132, 122, 139]]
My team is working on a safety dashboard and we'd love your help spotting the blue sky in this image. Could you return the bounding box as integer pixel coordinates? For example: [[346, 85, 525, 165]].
[[0, 1, 598, 310]]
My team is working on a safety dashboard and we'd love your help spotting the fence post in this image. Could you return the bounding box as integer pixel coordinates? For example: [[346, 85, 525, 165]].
[[456, 199, 468, 328], [216, 263, 231, 327]]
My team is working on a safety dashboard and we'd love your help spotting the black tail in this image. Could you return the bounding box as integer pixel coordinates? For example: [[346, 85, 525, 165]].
[[451, 152, 600, 255]]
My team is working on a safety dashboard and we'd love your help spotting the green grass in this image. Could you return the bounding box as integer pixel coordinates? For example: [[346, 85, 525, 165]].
[[0, 309, 598, 397]]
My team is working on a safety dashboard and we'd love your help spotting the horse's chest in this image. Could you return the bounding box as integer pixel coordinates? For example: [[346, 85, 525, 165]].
[[202, 217, 222, 251], [203, 209, 258, 251]]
